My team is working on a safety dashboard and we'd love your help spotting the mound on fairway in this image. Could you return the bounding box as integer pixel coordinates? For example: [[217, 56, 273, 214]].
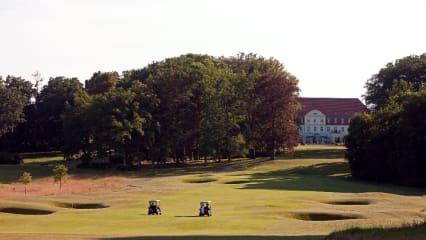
[[0, 207, 54, 215], [51, 201, 109, 209], [324, 199, 373, 205], [182, 175, 217, 183], [289, 212, 363, 221]]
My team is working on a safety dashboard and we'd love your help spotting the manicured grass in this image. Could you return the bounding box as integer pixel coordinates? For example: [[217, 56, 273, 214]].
[[0, 145, 425, 240], [21, 151, 65, 164]]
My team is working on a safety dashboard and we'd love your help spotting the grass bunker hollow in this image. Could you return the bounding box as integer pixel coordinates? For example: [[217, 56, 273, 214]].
[[289, 212, 363, 221], [223, 180, 250, 184], [51, 202, 109, 209], [0, 208, 54, 215], [324, 199, 372, 205], [182, 176, 217, 183]]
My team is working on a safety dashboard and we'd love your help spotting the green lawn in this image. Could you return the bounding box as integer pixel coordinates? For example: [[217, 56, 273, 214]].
[[0, 145, 425, 240]]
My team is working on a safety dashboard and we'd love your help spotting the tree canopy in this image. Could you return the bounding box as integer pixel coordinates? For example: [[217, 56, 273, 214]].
[[1, 53, 301, 166], [0, 76, 33, 136], [364, 54, 426, 109]]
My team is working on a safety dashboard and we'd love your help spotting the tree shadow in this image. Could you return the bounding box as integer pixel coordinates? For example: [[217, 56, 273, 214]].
[[100, 236, 324, 240], [240, 162, 426, 196], [174, 215, 201, 218]]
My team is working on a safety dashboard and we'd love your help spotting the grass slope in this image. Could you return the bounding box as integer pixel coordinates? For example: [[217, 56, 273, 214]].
[[0, 145, 425, 240]]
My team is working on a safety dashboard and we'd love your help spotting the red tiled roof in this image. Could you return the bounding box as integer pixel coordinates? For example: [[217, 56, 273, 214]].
[[298, 98, 368, 125]]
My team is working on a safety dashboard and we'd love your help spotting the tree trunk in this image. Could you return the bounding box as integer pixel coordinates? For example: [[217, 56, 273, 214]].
[[271, 118, 276, 160], [25, 184, 27, 196]]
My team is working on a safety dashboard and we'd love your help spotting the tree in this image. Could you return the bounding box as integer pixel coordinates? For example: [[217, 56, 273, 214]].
[[0, 76, 33, 136], [85, 71, 119, 95], [36, 77, 86, 150], [53, 164, 68, 191], [222, 53, 300, 158], [143, 54, 220, 163], [19, 171, 32, 196], [198, 59, 247, 161], [364, 54, 426, 109], [62, 91, 93, 161], [253, 74, 300, 159], [86, 86, 155, 166], [32, 70, 43, 100]]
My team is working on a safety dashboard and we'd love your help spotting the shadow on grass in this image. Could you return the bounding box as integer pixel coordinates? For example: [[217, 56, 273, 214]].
[[279, 148, 346, 160], [240, 162, 426, 196], [100, 236, 324, 240]]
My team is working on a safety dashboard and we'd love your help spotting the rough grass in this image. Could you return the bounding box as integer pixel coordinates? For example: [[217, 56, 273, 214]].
[[328, 221, 426, 239], [0, 145, 425, 240]]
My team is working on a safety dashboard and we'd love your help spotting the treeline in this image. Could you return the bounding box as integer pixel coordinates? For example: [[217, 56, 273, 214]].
[[0, 53, 300, 166], [346, 54, 426, 186]]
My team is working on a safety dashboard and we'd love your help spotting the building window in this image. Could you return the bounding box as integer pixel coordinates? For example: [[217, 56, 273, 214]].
[[320, 119, 323, 123], [307, 126, 310, 131], [334, 118, 337, 124], [334, 126, 337, 131], [327, 118, 330, 124], [314, 119, 316, 123], [314, 127, 317, 132], [320, 127, 323, 132], [307, 119, 310, 123], [326, 127, 330, 131], [341, 126, 345, 132], [341, 118, 345, 124]]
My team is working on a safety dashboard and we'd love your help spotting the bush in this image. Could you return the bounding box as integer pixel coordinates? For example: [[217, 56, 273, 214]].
[[345, 90, 426, 186], [0, 152, 22, 164], [109, 154, 124, 165]]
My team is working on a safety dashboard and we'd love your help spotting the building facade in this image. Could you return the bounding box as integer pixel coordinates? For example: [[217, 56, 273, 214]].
[[298, 98, 367, 144]]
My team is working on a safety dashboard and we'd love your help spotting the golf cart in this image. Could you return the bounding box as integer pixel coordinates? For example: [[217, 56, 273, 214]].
[[199, 201, 212, 216], [148, 200, 161, 215]]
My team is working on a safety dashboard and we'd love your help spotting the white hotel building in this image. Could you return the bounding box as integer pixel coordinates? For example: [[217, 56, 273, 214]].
[[298, 98, 368, 144]]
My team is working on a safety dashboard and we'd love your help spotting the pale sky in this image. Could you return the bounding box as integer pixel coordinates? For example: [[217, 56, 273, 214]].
[[1, 0, 425, 100]]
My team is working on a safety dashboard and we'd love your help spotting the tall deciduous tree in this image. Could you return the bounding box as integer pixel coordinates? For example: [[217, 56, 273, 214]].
[[86, 86, 156, 166], [253, 74, 300, 160], [0, 76, 33, 136], [222, 54, 300, 158], [36, 77, 86, 150]]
